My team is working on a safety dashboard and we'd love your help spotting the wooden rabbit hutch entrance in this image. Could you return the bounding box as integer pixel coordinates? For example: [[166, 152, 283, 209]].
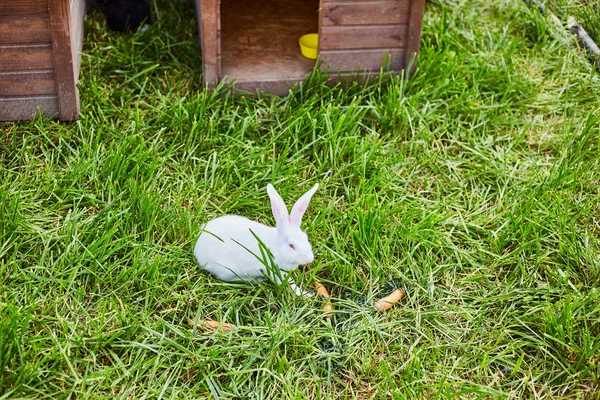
[[196, 0, 426, 95]]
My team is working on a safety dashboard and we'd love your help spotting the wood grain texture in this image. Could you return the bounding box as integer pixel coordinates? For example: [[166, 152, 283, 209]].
[[220, 0, 317, 85], [197, 0, 220, 88], [0, 95, 58, 120], [321, 0, 396, 2], [48, 0, 79, 120], [229, 69, 401, 97], [404, 0, 425, 73], [319, 25, 408, 50], [223, 77, 305, 97], [321, 2, 409, 26], [326, 69, 399, 85], [196, 0, 423, 94], [0, 0, 49, 17], [0, 17, 51, 44], [0, 44, 54, 70], [0, 70, 56, 96], [319, 48, 405, 71]]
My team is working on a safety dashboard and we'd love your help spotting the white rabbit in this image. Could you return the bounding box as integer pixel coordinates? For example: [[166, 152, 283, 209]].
[[194, 183, 319, 296]]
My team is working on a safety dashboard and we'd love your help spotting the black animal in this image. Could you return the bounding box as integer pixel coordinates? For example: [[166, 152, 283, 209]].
[[102, 0, 152, 33]]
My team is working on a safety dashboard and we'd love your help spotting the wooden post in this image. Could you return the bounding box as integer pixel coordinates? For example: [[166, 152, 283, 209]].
[[48, 0, 79, 120], [405, 0, 425, 75], [197, 0, 221, 88]]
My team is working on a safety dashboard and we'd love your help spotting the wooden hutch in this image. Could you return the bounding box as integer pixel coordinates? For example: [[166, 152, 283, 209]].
[[0, 0, 85, 121], [196, 0, 426, 95]]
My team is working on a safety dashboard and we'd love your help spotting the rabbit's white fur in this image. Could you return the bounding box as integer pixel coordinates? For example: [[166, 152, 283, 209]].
[[194, 183, 318, 295]]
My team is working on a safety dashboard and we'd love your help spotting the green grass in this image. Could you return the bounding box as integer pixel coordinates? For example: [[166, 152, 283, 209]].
[[2, 0, 600, 398]]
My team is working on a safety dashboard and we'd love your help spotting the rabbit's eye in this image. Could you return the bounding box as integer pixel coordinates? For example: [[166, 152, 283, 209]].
[[289, 244, 296, 250]]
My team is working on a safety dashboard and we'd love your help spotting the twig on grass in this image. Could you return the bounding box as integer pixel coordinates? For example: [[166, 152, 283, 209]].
[[567, 16, 600, 71]]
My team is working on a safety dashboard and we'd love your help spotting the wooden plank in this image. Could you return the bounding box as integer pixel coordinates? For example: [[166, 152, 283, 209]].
[[325, 69, 400, 87], [48, 0, 79, 121], [321, 0, 396, 2], [321, 1, 409, 26], [0, 70, 56, 96], [225, 77, 306, 97], [404, 0, 425, 73], [70, 0, 86, 82], [0, 44, 54, 70], [0, 17, 51, 44], [0, 95, 58, 120], [225, 69, 400, 97], [319, 25, 408, 50], [196, 0, 220, 88], [319, 48, 405, 71], [317, 0, 323, 60], [0, 0, 49, 17]]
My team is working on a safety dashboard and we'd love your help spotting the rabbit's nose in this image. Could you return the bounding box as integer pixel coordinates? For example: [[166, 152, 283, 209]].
[[306, 252, 314, 264]]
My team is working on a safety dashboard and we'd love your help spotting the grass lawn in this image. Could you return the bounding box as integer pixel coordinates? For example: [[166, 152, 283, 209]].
[[1, 0, 600, 398]]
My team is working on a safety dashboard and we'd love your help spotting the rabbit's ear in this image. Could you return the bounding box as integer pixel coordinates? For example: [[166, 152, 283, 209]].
[[267, 184, 290, 227], [289, 184, 319, 227]]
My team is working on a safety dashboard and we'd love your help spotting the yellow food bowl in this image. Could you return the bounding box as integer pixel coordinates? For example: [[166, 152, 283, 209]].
[[299, 34, 319, 59]]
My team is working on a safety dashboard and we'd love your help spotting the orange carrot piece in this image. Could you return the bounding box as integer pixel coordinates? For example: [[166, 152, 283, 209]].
[[313, 281, 330, 298], [313, 281, 334, 320], [322, 301, 334, 316], [192, 319, 236, 332], [375, 288, 405, 312]]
